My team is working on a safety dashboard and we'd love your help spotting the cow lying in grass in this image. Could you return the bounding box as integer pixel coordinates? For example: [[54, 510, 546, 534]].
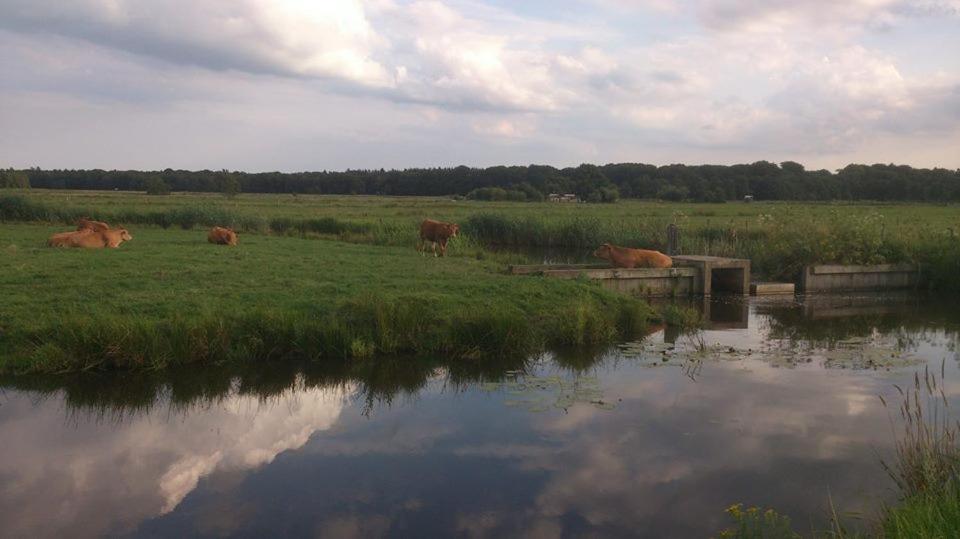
[[593, 243, 672, 268], [208, 226, 238, 246], [48, 225, 133, 248], [418, 219, 459, 257]]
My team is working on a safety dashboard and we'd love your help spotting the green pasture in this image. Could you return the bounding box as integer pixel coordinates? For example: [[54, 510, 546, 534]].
[[0, 223, 651, 374]]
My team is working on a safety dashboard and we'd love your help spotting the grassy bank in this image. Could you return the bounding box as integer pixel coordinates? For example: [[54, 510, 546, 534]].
[[0, 224, 652, 374], [3, 191, 959, 289]]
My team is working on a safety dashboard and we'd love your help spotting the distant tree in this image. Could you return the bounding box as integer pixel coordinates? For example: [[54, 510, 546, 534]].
[[572, 164, 619, 203], [514, 182, 545, 202], [780, 161, 805, 174], [0, 168, 30, 188], [144, 176, 171, 195], [219, 171, 241, 198], [657, 185, 688, 202], [13, 162, 960, 203]]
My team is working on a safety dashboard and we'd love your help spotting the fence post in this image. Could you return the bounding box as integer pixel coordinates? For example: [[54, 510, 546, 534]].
[[667, 223, 679, 256]]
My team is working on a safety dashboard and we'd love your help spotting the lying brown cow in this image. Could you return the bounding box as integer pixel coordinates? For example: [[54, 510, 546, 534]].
[[593, 243, 672, 268], [76, 218, 110, 232], [48, 227, 133, 248], [418, 219, 459, 257], [208, 226, 238, 246]]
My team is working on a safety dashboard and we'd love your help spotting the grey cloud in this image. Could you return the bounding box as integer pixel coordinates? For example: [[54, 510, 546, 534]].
[[699, 0, 959, 32], [0, 0, 393, 88]]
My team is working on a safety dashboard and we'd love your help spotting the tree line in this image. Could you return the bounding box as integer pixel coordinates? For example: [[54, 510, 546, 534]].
[[5, 162, 960, 202]]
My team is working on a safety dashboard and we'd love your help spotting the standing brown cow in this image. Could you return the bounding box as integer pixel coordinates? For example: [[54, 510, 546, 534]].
[[208, 226, 238, 246], [418, 219, 459, 257]]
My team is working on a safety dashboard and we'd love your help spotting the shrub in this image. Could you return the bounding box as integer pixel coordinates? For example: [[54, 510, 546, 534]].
[[144, 177, 171, 195]]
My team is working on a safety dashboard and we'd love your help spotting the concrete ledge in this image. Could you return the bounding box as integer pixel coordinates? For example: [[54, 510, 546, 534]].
[[509, 263, 608, 275], [508, 256, 751, 297], [751, 282, 795, 295], [541, 267, 698, 280], [801, 263, 921, 292], [810, 263, 918, 275]]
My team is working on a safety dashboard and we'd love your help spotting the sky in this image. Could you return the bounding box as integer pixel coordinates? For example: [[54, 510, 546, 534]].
[[0, 0, 958, 172]]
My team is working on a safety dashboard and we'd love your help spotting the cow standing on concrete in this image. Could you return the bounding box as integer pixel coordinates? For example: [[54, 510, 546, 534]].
[[418, 219, 459, 257]]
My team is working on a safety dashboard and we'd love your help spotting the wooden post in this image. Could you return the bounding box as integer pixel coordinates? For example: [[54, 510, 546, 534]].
[[667, 224, 679, 256]]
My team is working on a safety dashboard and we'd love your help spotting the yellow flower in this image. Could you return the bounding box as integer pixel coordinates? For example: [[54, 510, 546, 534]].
[[725, 503, 743, 517]]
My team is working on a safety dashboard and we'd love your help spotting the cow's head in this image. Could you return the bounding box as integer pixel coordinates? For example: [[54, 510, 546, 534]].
[[447, 223, 460, 237], [592, 243, 612, 260], [117, 228, 133, 242]]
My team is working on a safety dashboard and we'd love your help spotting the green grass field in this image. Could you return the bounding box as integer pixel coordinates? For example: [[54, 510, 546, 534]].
[[4, 189, 959, 286], [0, 222, 651, 374], [2, 189, 959, 373]]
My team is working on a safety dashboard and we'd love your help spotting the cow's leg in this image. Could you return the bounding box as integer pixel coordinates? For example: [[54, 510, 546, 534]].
[[439, 239, 447, 257], [431, 241, 438, 257]]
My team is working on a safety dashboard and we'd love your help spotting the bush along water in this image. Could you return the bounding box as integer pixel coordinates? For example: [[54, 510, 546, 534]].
[[0, 293, 655, 375]]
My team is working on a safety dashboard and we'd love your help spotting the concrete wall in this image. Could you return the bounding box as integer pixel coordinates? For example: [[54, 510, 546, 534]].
[[542, 267, 702, 297], [800, 264, 921, 292], [509, 264, 702, 296], [509, 256, 751, 297]]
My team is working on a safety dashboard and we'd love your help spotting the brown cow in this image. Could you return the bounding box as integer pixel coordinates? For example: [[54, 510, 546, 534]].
[[208, 226, 238, 246], [76, 218, 111, 232], [593, 243, 672, 268], [48, 227, 133, 248], [418, 219, 459, 257]]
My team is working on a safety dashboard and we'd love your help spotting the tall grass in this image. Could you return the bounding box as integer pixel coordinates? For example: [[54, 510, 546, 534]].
[[880, 363, 960, 497], [1, 293, 653, 375], [464, 211, 960, 291], [878, 361, 960, 536], [0, 194, 267, 232]]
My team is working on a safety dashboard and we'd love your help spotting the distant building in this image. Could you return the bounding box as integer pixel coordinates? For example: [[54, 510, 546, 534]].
[[743, 195, 754, 203], [548, 193, 580, 203]]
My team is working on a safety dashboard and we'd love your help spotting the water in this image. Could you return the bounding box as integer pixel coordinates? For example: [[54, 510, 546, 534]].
[[2, 294, 959, 538]]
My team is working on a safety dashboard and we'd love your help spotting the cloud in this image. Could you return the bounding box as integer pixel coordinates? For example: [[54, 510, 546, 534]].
[[0, 0, 394, 85], [0, 0, 957, 169], [698, 0, 906, 33]]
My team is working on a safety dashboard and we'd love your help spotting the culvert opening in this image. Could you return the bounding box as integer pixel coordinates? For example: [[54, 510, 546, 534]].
[[710, 268, 746, 294]]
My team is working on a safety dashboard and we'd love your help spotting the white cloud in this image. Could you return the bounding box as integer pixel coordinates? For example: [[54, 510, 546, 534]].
[[0, 0, 394, 85]]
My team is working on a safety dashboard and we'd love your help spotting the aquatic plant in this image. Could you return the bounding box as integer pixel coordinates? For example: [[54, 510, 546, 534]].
[[718, 503, 801, 539], [659, 304, 703, 330], [876, 361, 960, 536], [879, 362, 960, 498]]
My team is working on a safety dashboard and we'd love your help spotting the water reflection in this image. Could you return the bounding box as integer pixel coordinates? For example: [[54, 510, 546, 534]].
[[2, 294, 960, 538]]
